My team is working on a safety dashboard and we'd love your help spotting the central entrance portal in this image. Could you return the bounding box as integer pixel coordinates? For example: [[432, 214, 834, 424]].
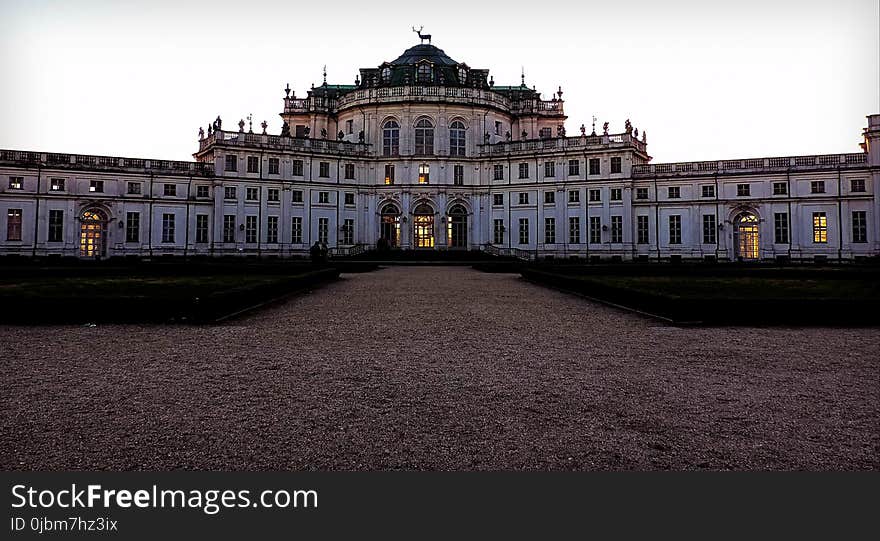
[[734, 212, 760, 260], [80, 209, 107, 258], [413, 203, 435, 248]]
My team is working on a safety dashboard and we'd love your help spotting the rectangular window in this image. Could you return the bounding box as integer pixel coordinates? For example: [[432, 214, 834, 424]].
[[667, 186, 680, 199], [224, 186, 237, 200], [342, 219, 354, 245], [518, 163, 529, 179], [544, 161, 555, 178], [385, 164, 395, 185], [544, 217, 556, 244], [539, 127, 552, 139], [544, 191, 555, 205], [702, 214, 716, 244], [6, 209, 22, 241], [223, 215, 236, 243], [318, 217, 329, 244], [346, 119, 354, 134], [812, 212, 827, 243], [48, 210, 63, 242], [225, 155, 237, 172], [246, 187, 259, 201], [8, 176, 23, 189], [292, 160, 304, 176], [610, 215, 623, 243], [589, 216, 601, 244], [247, 156, 259, 173], [89, 180, 104, 193], [267, 188, 280, 202], [453, 164, 464, 185], [737, 184, 751, 197], [291, 217, 303, 244], [610, 156, 622, 174], [291, 190, 303, 203], [245, 215, 258, 243], [852, 211, 867, 243], [774, 212, 789, 244], [518, 192, 529, 205], [518, 218, 529, 245], [50, 178, 65, 192], [266, 216, 278, 244], [568, 217, 580, 244], [268, 158, 279, 175], [196, 185, 210, 198], [493, 193, 504, 206], [610, 188, 622, 201], [588, 158, 600, 176], [344, 163, 355, 180], [701, 185, 715, 198], [163, 184, 176, 196], [127, 182, 141, 195], [318, 191, 330, 204], [568, 190, 580, 204], [196, 214, 209, 243], [850, 179, 866, 193], [161, 213, 175, 243], [126, 212, 140, 243], [588, 189, 600, 202], [773, 182, 788, 195], [295, 125, 307, 138], [637, 215, 649, 244], [811, 181, 825, 194], [568, 159, 580, 176], [418, 163, 430, 184], [635, 187, 649, 200], [493, 164, 504, 181], [493, 219, 504, 244], [319, 162, 330, 178], [668, 215, 682, 245], [494, 121, 502, 136], [344, 192, 355, 206]]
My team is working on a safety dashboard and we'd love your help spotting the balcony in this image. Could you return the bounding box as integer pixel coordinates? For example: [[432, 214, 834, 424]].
[[479, 132, 647, 156], [199, 130, 370, 156], [285, 86, 563, 117], [0, 149, 213, 176], [631, 153, 868, 178]]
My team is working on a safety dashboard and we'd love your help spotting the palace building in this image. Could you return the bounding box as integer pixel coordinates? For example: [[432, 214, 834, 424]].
[[1, 38, 878, 262]]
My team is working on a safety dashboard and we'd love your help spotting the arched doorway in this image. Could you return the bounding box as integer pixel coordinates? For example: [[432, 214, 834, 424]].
[[447, 204, 468, 249], [413, 203, 435, 248], [379, 203, 400, 248], [80, 209, 108, 258], [734, 212, 760, 260]]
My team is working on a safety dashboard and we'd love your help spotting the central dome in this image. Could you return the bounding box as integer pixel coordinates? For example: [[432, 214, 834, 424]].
[[390, 44, 459, 66]]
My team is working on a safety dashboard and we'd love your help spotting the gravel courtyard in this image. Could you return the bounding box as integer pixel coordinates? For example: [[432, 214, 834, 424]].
[[1, 266, 877, 470]]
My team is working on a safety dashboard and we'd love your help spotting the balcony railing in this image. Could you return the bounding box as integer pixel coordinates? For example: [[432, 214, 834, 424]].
[[200, 130, 370, 156], [480, 132, 647, 156], [0, 149, 213, 176], [632, 153, 868, 177], [286, 86, 563, 117]]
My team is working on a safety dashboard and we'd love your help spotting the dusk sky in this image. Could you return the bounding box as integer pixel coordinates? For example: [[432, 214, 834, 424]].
[[0, 0, 877, 163]]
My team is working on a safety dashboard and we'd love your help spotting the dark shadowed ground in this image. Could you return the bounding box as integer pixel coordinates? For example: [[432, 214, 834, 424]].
[[1, 266, 877, 470]]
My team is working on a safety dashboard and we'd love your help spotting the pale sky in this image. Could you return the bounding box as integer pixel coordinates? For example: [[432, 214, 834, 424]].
[[0, 0, 877, 163]]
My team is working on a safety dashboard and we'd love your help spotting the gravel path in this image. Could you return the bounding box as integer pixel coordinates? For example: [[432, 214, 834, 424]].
[[1, 266, 877, 470]]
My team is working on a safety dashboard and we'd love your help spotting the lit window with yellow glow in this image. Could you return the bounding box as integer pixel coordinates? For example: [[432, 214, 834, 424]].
[[812, 212, 827, 243], [418, 164, 430, 184]]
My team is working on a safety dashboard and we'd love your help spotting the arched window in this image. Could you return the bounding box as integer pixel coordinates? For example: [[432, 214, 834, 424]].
[[80, 209, 107, 258], [382, 120, 399, 157], [379, 203, 400, 247], [734, 212, 760, 260], [447, 204, 468, 248], [458, 67, 467, 84], [449, 120, 466, 157], [413, 203, 435, 248], [417, 64, 432, 83], [415, 118, 434, 155], [418, 163, 430, 184], [381, 67, 391, 83]]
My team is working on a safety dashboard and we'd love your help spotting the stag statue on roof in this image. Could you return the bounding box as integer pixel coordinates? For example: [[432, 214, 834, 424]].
[[413, 26, 431, 44]]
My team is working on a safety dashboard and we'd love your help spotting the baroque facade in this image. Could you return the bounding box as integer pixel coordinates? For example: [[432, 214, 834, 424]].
[[1, 40, 879, 261]]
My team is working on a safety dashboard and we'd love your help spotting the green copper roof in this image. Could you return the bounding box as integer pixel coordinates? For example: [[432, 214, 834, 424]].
[[390, 44, 459, 66]]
